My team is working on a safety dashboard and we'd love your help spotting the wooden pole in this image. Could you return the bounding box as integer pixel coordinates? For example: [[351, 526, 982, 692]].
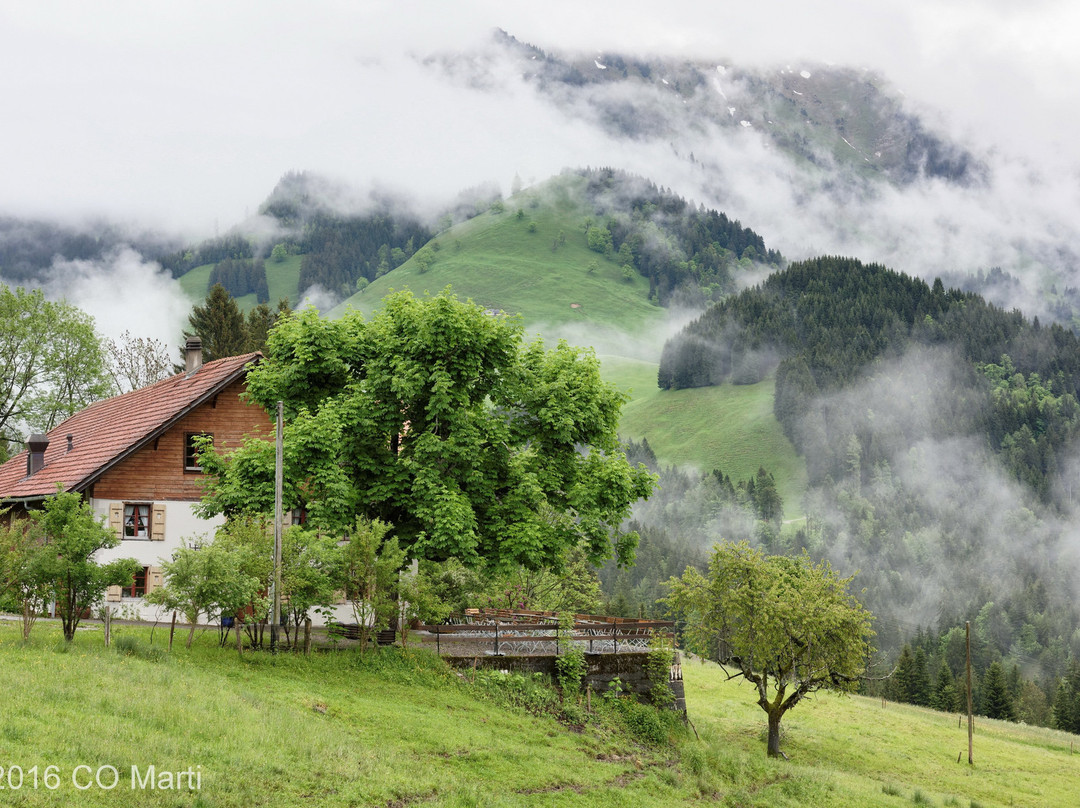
[[237, 619, 243, 657], [966, 621, 974, 765], [169, 611, 176, 652], [103, 605, 111, 647], [271, 400, 283, 653], [303, 617, 312, 656]]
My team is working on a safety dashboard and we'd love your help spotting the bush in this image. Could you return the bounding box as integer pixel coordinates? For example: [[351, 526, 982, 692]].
[[646, 632, 675, 708], [555, 612, 586, 697], [605, 697, 679, 746]]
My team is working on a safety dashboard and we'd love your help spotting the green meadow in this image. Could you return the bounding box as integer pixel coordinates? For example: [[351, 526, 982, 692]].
[[331, 181, 663, 341], [1, 621, 1075, 807], [600, 356, 807, 519]]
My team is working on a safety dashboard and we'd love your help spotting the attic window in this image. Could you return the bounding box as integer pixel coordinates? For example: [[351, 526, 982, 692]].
[[184, 432, 212, 472]]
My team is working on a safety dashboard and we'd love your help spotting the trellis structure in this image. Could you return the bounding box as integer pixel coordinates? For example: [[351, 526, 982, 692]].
[[416, 607, 675, 657]]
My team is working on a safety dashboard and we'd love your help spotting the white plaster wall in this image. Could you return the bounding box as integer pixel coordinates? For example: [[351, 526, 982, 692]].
[[88, 498, 352, 627]]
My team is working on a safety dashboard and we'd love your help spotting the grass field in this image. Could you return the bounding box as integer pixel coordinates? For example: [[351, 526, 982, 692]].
[[1, 620, 1076, 807], [330, 178, 664, 341], [175, 256, 302, 313], [600, 356, 808, 518]]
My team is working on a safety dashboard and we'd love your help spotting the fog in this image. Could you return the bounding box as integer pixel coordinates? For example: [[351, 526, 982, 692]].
[[3, 3, 1077, 241]]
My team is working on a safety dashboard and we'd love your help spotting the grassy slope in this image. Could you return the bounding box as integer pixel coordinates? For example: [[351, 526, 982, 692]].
[[2, 622, 1076, 807], [600, 356, 807, 519], [176, 263, 213, 301], [176, 256, 302, 313], [329, 178, 663, 340]]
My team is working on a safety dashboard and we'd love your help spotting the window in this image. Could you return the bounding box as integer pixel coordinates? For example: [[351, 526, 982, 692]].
[[124, 566, 149, 598], [124, 504, 150, 539], [184, 432, 212, 471]]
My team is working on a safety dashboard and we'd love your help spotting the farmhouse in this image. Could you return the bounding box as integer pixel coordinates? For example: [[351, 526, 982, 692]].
[[0, 339, 271, 616]]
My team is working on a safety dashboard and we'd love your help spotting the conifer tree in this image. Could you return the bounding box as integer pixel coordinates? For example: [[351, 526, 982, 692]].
[[981, 661, 1015, 721], [187, 283, 246, 361], [932, 660, 960, 712], [910, 647, 932, 706]]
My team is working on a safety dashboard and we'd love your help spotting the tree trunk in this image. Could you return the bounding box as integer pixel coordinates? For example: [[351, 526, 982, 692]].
[[766, 709, 784, 758]]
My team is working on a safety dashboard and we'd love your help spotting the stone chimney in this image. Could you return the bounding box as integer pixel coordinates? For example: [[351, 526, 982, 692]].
[[185, 336, 204, 374], [26, 434, 49, 477]]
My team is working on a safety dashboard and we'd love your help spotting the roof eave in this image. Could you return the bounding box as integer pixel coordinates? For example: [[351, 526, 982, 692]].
[[16, 355, 262, 499]]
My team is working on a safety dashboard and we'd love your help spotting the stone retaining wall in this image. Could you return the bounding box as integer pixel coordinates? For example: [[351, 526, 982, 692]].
[[443, 651, 686, 713]]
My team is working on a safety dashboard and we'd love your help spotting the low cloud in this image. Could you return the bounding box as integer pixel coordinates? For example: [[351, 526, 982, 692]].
[[39, 248, 190, 354]]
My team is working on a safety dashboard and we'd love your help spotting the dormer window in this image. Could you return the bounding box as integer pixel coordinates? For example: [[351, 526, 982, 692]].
[[184, 432, 212, 472]]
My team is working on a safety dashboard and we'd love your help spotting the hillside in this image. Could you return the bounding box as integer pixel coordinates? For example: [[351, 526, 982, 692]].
[[600, 356, 806, 518], [330, 175, 664, 342], [3, 621, 1077, 807], [649, 255, 1080, 708]]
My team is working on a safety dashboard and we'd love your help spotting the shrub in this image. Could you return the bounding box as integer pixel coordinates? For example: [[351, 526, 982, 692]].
[[646, 631, 675, 708]]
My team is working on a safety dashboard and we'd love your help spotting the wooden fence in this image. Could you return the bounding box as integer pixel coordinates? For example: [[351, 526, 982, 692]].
[[415, 607, 674, 657]]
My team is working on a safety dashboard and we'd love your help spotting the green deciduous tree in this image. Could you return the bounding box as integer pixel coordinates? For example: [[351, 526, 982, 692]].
[[666, 542, 875, 758], [0, 514, 52, 639], [197, 290, 654, 571], [0, 284, 112, 446], [340, 516, 403, 653], [147, 533, 265, 650], [31, 490, 139, 641]]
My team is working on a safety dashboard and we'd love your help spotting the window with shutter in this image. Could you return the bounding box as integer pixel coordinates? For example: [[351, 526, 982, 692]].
[[123, 567, 149, 598], [123, 503, 151, 539], [108, 503, 123, 538], [151, 504, 166, 541]]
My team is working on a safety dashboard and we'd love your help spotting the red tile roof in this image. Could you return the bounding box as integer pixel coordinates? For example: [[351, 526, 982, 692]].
[[0, 353, 261, 501]]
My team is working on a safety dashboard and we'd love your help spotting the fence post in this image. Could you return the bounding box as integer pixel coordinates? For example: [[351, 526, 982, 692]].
[[494, 622, 500, 656], [436, 624, 440, 655]]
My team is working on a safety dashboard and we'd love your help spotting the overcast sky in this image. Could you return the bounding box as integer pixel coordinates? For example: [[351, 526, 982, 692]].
[[2, 0, 1078, 236]]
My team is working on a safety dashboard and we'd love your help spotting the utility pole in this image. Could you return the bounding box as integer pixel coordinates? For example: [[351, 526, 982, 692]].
[[966, 620, 973, 765], [271, 400, 283, 653]]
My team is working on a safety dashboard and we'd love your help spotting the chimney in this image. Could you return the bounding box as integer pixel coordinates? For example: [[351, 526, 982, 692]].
[[26, 434, 49, 477], [66, 434, 74, 453], [185, 336, 204, 374]]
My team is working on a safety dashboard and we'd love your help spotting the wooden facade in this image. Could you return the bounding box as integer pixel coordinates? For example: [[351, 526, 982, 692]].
[[92, 377, 272, 502]]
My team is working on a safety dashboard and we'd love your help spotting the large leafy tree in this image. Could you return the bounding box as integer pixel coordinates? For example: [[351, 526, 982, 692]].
[[667, 542, 876, 758], [0, 284, 112, 451], [197, 290, 655, 570]]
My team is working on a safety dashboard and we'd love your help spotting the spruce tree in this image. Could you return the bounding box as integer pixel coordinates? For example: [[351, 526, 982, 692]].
[[910, 647, 932, 707], [932, 661, 959, 712], [187, 283, 247, 362], [892, 645, 915, 703], [981, 661, 1015, 721]]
